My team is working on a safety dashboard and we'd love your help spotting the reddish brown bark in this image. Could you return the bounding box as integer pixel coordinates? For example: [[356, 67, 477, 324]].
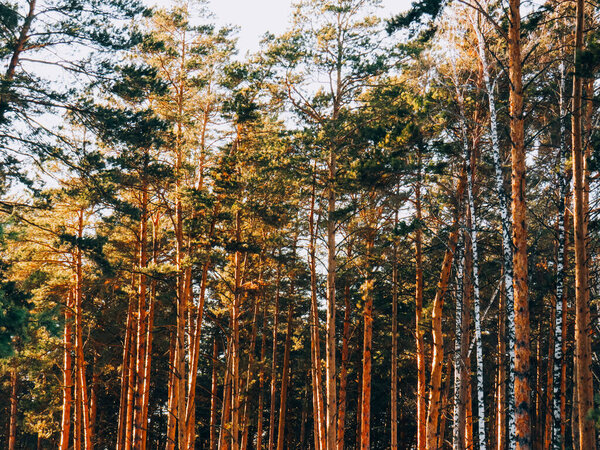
[[572, 2, 596, 446], [415, 153, 426, 450], [425, 169, 466, 449], [8, 366, 17, 450], [360, 227, 375, 450], [60, 290, 74, 450], [276, 293, 294, 450], [508, 1, 532, 447]]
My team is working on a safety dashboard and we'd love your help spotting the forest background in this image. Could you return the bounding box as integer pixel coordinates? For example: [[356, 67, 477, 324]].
[[1, 0, 600, 449]]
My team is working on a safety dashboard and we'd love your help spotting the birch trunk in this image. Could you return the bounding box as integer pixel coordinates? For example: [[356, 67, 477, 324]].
[[550, 61, 568, 450], [472, 15, 516, 449]]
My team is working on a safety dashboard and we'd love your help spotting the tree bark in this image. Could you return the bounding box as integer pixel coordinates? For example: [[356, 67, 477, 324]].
[[60, 290, 74, 450], [8, 366, 18, 450], [572, 1, 596, 446], [276, 289, 294, 450], [74, 210, 92, 449], [267, 265, 281, 450], [425, 168, 466, 449], [415, 149, 426, 450], [360, 226, 375, 450], [508, 1, 531, 448]]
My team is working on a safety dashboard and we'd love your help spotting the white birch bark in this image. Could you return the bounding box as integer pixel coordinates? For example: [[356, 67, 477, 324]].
[[471, 17, 517, 450], [454, 239, 465, 449], [457, 102, 486, 450], [551, 60, 568, 450]]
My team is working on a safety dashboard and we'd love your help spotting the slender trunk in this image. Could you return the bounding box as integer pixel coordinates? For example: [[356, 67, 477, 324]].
[[268, 265, 281, 450], [276, 290, 294, 450], [8, 366, 17, 450], [309, 165, 326, 450], [572, 2, 596, 446], [425, 169, 466, 449], [134, 175, 149, 449], [257, 295, 268, 450], [508, 1, 531, 447], [497, 278, 507, 450], [326, 147, 338, 450], [461, 233, 473, 450], [453, 242, 465, 450], [550, 61, 569, 450], [438, 357, 452, 449], [241, 275, 262, 450], [472, 15, 516, 449], [210, 338, 219, 450], [415, 149, 426, 450], [141, 213, 160, 450], [360, 226, 375, 450], [75, 361, 82, 450], [458, 84, 486, 450], [337, 246, 352, 449], [90, 356, 98, 443], [75, 210, 92, 449], [231, 211, 242, 449], [184, 261, 211, 449], [60, 290, 74, 450], [118, 275, 136, 450], [391, 217, 399, 450], [219, 340, 233, 450], [166, 330, 178, 450]]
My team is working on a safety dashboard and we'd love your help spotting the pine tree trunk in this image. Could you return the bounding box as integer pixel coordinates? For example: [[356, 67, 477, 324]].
[[391, 221, 399, 450], [360, 227, 375, 450], [337, 280, 351, 449], [256, 297, 268, 450], [133, 175, 149, 449], [140, 213, 160, 450], [572, 1, 596, 446], [309, 167, 326, 450], [508, 1, 531, 447], [219, 339, 233, 450], [117, 275, 136, 450], [326, 147, 338, 450], [75, 210, 92, 450], [210, 337, 219, 450], [425, 169, 466, 449], [8, 366, 17, 450], [60, 290, 74, 450], [276, 292, 294, 450], [415, 149, 426, 450], [231, 211, 242, 449], [268, 266, 281, 450], [166, 331, 178, 450], [241, 274, 262, 450]]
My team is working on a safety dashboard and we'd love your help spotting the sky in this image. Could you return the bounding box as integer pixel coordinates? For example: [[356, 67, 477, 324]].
[[206, 0, 413, 54]]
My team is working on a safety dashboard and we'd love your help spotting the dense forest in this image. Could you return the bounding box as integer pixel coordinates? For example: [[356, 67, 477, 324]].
[[1, 0, 600, 448]]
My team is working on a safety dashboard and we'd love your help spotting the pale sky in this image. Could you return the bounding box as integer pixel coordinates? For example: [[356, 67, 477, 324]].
[[207, 0, 413, 54]]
